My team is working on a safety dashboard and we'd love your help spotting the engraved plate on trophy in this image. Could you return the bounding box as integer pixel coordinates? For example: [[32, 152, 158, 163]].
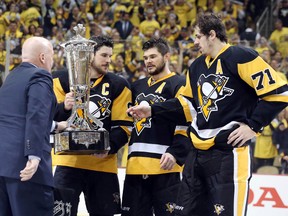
[[54, 24, 110, 155]]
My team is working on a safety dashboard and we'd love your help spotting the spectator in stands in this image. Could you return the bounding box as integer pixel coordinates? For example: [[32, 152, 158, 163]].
[[114, 11, 134, 40], [126, 26, 144, 60], [0, 41, 6, 70], [156, 0, 171, 26], [255, 36, 275, 56], [240, 20, 261, 46], [273, 108, 288, 174], [35, 25, 44, 36], [160, 13, 181, 43], [62, 0, 76, 20], [111, 0, 128, 24], [110, 29, 124, 58], [224, 17, 238, 40], [65, 20, 77, 40], [172, 0, 193, 27], [273, 50, 284, 63], [43, 0, 56, 37], [279, 56, 288, 77], [270, 58, 288, 82], [260, 50, 272, 64], [26, 24, 37, 38], [3, 2, 20, 23], [139, 8, 160, 39], [19, 1, 41, 29], [229, 33, 241, 46], [269, 19, 288, 58], [119, 40, 141, 82], [274, 0, 288, 27], [88, 21, 103, 38], [221, 0, 236, 19], [95, 0, 114, 27], [0, 7, 9, 39], [63, 5, 80, 30], [205, 0, 219, 14], [111, 53, 130, 81], [78, 2, 93, 26], [253, 120, 279, 172], [127, 0, 145, 27]]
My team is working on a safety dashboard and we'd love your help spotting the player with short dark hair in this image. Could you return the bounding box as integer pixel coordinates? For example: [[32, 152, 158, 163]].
[[53, 35, 133, 216], [127, 14, 288, 216], [122, 38, 190, 216]]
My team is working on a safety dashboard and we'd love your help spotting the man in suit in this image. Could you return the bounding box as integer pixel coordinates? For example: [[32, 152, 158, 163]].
[[0, 36, 56, 216], [114, 11, 134, 40]]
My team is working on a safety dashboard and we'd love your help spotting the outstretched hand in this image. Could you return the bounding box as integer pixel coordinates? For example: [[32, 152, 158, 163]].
[[127, 101, 152, 120]]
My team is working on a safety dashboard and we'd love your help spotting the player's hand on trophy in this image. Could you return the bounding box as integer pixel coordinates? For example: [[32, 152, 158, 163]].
[[56, 121, 69, 132], [160, 152, 176, 170], [91, 152, 109, 158], [64, 91, 75, 111], [20, 158, 40, 181]]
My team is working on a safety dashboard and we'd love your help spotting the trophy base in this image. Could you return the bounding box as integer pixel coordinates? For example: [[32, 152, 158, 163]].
[[54, 130, 110, 155]]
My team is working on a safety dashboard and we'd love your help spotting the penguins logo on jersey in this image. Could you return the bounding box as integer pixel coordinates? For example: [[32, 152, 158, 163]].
[[134, 93, 165, 135], [214, 204, 225, 215], [89, 94, 111, 121], [165, 202, 175, 213], [165, 202, 184, 213], [197, 74, 234, 121]]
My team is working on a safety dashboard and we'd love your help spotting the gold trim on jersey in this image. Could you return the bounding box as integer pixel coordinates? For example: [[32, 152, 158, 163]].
[[147, 72, 176, 86], [233, 146, 250, 216], [53, 78, 66, 103], [52, 154, 118, 173], [126, 157, 182, 174], [91, 75, 104, 88], [175, 125, 188, 137], [238, 56, 287, 97], [262, 92, 288, 102], [205, 44, 230, 68], [178, 95, 193, 122], [120, 125, 132, 136], [190, 121, 241, 150], [111, 86, 133, 122], [189, 132, 215, 150], [181, 72, 193, 98]]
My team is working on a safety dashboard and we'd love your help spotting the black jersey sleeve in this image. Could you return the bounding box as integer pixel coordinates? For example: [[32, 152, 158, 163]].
[[166, 130, 190, 166], [151, 98, 187, 125]]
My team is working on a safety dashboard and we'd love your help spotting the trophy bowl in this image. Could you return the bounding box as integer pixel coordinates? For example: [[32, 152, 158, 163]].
[[54, 24, 110, 155]]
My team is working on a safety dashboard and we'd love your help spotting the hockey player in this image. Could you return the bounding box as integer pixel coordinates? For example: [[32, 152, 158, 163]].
[[53, 35, 133, 216], [121, 38, 190, 216], [127, 14, 288, 216]]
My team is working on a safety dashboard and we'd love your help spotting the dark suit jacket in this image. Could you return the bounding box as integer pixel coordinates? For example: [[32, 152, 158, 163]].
[[0, 62, 56, 187], [114, 20, 134, 40]]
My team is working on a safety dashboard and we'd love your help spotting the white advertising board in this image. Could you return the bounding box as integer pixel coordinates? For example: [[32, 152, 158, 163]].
[[78, 169, 288, 216]]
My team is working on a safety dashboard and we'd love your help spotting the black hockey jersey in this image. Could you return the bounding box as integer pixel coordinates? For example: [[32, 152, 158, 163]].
[[126, 72, 190, 175], [52, 70, 133, 173], [152, 44, 288, 150]]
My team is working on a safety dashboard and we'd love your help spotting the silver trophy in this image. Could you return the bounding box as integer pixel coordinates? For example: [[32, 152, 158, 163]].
[[54, 24, 110, 155]]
